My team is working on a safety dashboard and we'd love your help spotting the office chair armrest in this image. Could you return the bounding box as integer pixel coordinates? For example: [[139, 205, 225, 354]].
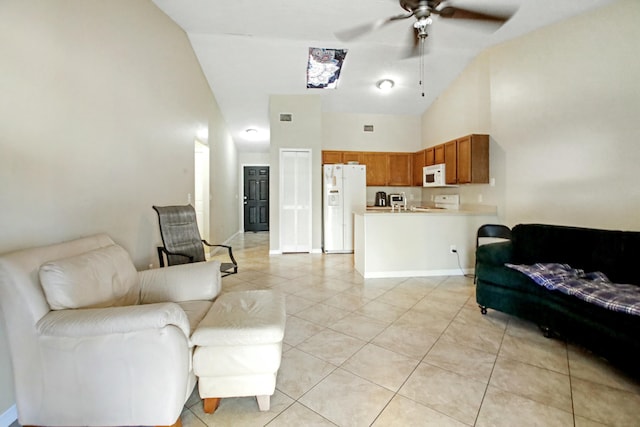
[[202, 241, 238, 267], [156, 246, 194, 267]]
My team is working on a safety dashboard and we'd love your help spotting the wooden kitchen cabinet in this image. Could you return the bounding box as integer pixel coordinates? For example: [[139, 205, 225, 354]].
[[425, 147, 435, 166], [363, 152, 388, 186], [444, 140, 457, 185], [412, 150, 426, 186], [322, 150, 365, 165], [321, 139, 487, 186], [322, 151, 343, 164], [457, 134, 489, 184], [388, 153, 412, 186], [342, 151, 364, 164], [434, 144, 445, 164]]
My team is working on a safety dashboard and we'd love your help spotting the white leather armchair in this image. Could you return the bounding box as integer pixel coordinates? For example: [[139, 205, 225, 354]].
[[0, 234, 221, 427]]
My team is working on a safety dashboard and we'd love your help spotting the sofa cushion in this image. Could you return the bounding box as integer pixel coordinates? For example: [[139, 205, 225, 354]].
[[39, 244, 140, 310], [476, 241, 513, 266], [511, 224, 640, 285], [176, 300, 213, 336]]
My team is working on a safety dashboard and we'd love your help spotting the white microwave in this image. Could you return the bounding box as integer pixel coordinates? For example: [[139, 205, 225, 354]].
[[423, 163, 446, 187]]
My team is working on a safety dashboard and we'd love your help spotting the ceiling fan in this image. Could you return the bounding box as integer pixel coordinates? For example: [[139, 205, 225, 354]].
[[336, 0, 517, 57], [336, 1, 517, 97]]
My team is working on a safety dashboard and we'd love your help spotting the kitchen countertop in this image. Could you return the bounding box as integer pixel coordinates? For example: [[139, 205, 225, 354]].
[[363, 205, 497, 216]]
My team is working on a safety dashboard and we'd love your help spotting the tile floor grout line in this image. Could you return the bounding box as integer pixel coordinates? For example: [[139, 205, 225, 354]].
[[471, 314, 508, 427]]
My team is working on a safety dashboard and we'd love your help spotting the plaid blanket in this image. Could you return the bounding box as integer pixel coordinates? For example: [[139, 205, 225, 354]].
[[506, 263, 640, 316]]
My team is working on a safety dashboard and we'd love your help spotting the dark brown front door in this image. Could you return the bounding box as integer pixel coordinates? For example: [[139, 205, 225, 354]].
[[243, 166, 269, 232]]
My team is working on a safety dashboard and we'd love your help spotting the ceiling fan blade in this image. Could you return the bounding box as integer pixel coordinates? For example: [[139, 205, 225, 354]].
[[335, 12, 414, 41], [401, 25, 427, 58], [435, 6, 514, 23]]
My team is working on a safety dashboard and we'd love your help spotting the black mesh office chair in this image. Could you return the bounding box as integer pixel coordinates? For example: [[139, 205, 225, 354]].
[[474, 224, 511, 283], [153, 204, 238, 277]]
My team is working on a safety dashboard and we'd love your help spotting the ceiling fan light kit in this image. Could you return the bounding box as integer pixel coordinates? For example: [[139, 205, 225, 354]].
[[335, 0, 517, 97]]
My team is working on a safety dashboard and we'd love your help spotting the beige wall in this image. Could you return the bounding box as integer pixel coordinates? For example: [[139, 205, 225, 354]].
[[208, 102, 240, 241], [420, 0, 640, 230], [492, 0, 640, 229], [323, 112, 421, 152], [0, 0, 237, 417], [269, 95, 323, 253]]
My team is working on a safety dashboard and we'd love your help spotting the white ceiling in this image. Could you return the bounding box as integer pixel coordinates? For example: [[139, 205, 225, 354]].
[[152, 0, 614, 152]]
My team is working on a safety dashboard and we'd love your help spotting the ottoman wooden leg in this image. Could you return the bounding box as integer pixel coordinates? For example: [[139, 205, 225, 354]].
[[203, 397, 221, 414], [256, 395, 271, 411]]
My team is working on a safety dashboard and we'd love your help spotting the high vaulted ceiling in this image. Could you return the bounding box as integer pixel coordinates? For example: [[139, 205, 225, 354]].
[[152, 0, 614, 152]]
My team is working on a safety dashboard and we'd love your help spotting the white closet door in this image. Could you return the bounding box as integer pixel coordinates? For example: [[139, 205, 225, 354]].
[[280, 149, 311, 253]]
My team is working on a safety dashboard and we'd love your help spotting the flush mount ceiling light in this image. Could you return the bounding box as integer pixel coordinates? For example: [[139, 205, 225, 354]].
[[244, 128, 260, 140], [376, 79, 395, 91]]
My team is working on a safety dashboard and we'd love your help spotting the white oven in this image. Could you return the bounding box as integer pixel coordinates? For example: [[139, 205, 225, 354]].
[[423, 163, 446, 187]]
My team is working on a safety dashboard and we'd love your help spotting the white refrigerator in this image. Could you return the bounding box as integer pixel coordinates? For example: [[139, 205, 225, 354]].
[[323, 164, 366, 253]]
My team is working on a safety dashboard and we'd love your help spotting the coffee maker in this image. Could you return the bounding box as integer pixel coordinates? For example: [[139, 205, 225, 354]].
[[375, 191, 387, 207]]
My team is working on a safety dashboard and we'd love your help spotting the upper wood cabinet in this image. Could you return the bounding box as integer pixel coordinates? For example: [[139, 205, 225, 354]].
[[342, 151, 365, 164], [425, 147, 435, 166], [322, 150, 365, 165], [388, 153, 412, 186], [322, 151, 343, 164], [412, 150, 426, 186], [322, 135, 489, 186], [444, 140, 458, 185], [434, 145, 445, 165], [457, 134, 489, 184], [420, 134, 489, 185], [363, 152, 388, 186]]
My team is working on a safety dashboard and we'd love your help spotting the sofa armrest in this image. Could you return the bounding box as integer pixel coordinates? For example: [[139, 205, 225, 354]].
[[139, 260, 221, 304], [476, 241, 513, 266], [36, 302, 190, 338]]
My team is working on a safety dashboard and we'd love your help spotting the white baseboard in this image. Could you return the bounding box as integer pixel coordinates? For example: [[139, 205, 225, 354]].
[[0, 404, 17, 427], [268, 249, 323, 255], [207, 231, 241, 256], [223, 230, 241, 245], [359, 268, 472, 279]]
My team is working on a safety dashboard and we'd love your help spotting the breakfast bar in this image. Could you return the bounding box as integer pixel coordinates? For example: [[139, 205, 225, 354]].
[[354, 207, 498, 278]]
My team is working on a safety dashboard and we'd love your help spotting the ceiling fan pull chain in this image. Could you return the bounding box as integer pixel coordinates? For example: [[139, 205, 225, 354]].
[[420, 37, 425, 97]]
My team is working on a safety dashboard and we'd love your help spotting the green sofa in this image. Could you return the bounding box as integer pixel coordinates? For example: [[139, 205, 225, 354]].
[[475, 223, 640, 375]]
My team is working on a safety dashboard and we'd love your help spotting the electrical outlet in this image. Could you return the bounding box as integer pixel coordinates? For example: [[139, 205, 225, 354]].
[[449, 245, 457, 254]]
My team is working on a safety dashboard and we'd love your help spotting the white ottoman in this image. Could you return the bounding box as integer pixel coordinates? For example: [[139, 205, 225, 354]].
[[191, 290, 286, 413]]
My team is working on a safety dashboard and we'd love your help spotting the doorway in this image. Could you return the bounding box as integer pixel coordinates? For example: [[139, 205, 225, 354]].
[[244, 166, 269, 232]]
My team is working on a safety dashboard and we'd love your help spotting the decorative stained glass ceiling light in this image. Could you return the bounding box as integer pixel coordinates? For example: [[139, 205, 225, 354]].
[[306, 48, 348, 89]]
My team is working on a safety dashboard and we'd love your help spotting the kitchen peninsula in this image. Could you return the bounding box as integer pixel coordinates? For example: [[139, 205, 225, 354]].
[[354, 207, 498, 278]]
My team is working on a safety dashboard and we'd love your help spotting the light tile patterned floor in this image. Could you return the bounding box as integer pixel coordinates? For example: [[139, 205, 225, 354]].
[[189, 231, 640, 427], [12, 231, 639, 427]]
